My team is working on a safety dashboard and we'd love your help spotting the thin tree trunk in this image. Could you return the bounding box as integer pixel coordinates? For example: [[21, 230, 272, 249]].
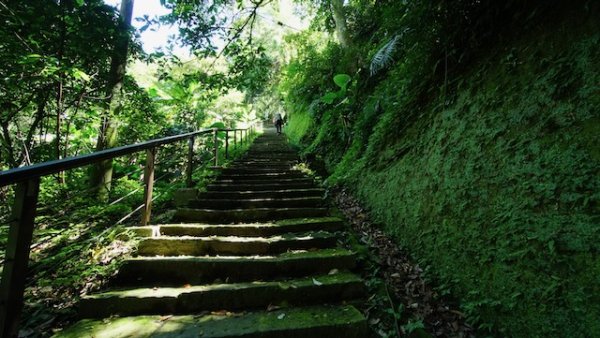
[[0, 123, 17, 168], [90, 0, 134, 202], [331, 0, 351, 48], [56, 0, 67, 183]]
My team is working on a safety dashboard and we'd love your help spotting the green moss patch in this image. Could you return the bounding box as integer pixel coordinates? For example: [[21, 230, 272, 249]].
[[54, 305, 367, 338]]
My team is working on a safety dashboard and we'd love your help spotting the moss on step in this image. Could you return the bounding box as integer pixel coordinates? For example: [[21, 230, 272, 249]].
[[276, 217, 341, 226], [128, 217, 344, 238], [173, 207, 329, 224], [115, 248, 356, 285], [55, 305, 367, 338], [79, 272, 364, 317], [135, 230, 336, 256]]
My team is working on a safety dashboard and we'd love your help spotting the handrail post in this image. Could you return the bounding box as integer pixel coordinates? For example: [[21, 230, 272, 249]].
[[213, 128, 218, 167], [233, 129, 237, 148], [0, 178, 40, 338], [225, 130, 229, 160], [186, 137, 194, 188], [141, 147, 156, 226]]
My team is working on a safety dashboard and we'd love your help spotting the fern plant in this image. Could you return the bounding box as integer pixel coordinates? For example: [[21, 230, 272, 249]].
[[370, 34, 400, 76]]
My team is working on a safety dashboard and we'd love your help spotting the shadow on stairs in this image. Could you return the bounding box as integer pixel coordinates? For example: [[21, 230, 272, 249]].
[[54, 128, 368, 338]]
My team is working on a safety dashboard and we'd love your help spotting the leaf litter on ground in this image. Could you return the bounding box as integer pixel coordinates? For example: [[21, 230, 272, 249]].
[[331, 186, 475, 338]]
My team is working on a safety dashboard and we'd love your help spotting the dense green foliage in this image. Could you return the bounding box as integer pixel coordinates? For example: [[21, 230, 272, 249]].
[[280, 1, 599, 336], [1, 0, 599, 336], [0, 0, 271, 334]]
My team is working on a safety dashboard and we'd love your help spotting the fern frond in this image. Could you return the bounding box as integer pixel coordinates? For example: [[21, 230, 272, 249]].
[[370, 34, 400, 76]]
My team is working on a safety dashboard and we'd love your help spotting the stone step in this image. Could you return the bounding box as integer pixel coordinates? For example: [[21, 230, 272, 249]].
[[218, 172, 305, 180], [56, 305, 368, 338], [245, 154, 298, 160], [136, 231, 336, 256], [173, 207, 329, 223], [190, 196, 322, 208], [246, 150, 296, 155], [198, 188, 324, 200], [233, 157, 295, 162], [207, 182, 315, 191], [129, 217, 344, 238], [79, 273, 364, 318], [187, 197, 324, 210], [228, 163, 295, 169], [219, 168, 300, 175], [214, 178, 313, 185], [115, 248, 356, 286]]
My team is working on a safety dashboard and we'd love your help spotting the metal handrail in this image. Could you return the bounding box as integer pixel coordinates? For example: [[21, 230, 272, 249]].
[[0, 129, 209, 187], [0, 127, 260, 187], [0, 121, 260, 337]]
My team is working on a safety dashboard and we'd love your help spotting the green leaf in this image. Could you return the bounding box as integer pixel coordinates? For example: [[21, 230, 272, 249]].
[[75, 0, 84, 6], [148, 87, 159, 98], [333, 73, 351, 90], [73, 69, 90, 82], [321, 92, 339, 104], [209, 122, 226, 129], [18, 54, 42, 64], [402, 319, 425, 334]]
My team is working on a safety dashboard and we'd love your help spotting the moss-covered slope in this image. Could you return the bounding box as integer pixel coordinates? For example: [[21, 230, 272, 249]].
[[283, 4, 599, 337]]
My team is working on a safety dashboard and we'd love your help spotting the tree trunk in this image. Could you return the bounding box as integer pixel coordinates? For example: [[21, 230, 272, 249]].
[[90, 0, 134, 202], [56, 0, 67, 183], [331, 0, 351, 48]]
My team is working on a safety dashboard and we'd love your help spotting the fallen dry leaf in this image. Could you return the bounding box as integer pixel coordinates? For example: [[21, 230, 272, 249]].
[[267, 304, 281, 312], [158, 315, 172, 322]]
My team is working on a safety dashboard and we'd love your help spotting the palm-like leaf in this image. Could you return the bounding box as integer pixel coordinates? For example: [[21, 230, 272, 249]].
[[370, 34, 400, 76]]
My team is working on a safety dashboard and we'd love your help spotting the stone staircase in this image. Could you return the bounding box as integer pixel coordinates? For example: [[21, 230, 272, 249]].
[[55, 128, 367, 337]]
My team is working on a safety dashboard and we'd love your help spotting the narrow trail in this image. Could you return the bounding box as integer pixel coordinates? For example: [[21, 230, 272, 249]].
[[56, 127, 368, 337]]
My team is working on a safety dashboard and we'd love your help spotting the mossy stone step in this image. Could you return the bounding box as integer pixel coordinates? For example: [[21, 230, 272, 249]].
[[206, 182, 315, 192], [173, 207, 328, 223], [79, 272, 364, 317], [246, 150, 296, 155], [218, 172, 305, 180], [187, 197, 324, 210], [136, 231, 336, 256], [55, 305, 367, 338], [129, 217, 344, 238], [198, 188, 324, 200], [115, 248, 356, 286], [228, 163, 295, 168], [219, 168, 299, 175], [244, 154, 298, 160], [232, 158, 296, 162], [214, 178, 313, 185]]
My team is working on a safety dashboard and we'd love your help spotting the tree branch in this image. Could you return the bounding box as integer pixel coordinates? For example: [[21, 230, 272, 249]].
[[208, 0, 272, 70]]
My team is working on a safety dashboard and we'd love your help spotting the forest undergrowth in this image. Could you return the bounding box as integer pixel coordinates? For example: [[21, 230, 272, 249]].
[[1, 134, 258, 336], [281, 2, 599, 337]]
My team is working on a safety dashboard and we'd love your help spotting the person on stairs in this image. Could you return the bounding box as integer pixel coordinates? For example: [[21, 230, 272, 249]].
[[273, 112, 283, 135]]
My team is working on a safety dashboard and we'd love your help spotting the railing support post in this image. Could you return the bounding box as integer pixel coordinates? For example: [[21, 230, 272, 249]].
[[0, 178, 40, 338], [233, 129, 237, 148], [141, 148, 156, 226], [225, 130, 229, 160], [213, 128, 218, 167], [186, 137, 194, 188]]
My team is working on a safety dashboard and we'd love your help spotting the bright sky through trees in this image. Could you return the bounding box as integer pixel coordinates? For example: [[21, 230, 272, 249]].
[[103, 0, 188, 54], [103, 0, 307, 56]]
